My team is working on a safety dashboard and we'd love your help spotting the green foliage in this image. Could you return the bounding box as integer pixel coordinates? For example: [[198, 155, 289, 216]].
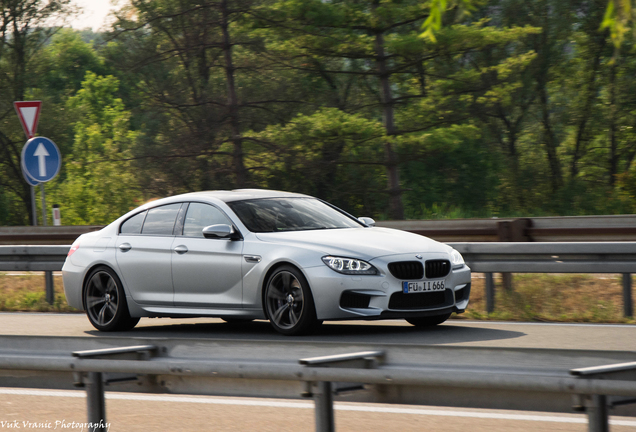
[[601, 0, 633, 49], [2, 0, 636, 226], [421, 0, 479, 42], [49, 72, 141, 225], [399, 125, 502, 218], [38, 29, 107, 97], [249, 108, 387, 215]]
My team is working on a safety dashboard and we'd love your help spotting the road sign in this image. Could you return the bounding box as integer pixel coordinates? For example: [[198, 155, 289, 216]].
[[14, 101, 42, 139], [22, 168, 39, 187], [21, 137, 61, 183]]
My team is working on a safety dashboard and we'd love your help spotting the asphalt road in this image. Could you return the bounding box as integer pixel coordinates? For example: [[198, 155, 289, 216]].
[[1, 312, 635, 351], [4, 389, 636, 432], [1, 313, 636, 431]]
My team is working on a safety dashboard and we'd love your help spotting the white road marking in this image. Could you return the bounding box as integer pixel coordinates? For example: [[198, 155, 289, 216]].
[[1, 389, 635, 426]]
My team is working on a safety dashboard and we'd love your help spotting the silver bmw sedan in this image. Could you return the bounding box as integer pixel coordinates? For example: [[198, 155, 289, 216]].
[[62, 189, 471, 335]]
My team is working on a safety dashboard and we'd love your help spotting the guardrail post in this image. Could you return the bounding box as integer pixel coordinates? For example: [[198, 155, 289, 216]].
[[623, 273, 633, 318], [586, 394, 609, 432], [44, 271, 54, 305], [314, 381, 335, 432], [299, 351, 384, 432], [72, 345, 157, 432], [86, 372, 107, 432], [485, 273, 495, 313], [569, 361, 636, 432], [495, 219, 531, 292]]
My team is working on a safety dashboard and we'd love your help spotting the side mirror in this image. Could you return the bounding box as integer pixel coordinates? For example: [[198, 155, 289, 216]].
[[358, 217, 376, 227], [202, 224, 238, 239]]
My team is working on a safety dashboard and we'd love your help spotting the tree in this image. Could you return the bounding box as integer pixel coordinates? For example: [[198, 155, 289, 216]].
[[105, 0, 284, 196], [0, 0, 73, 223], [251, 108, 387, 214], [253, 0, 538, 218], [50, 72, 140, 225]]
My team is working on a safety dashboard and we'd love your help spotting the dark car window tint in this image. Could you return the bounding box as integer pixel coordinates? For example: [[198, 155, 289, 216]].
[[120, 211, 147, 234], [183, 203, 232, 238], [141, 204, 181, 235], [228, 198, 361, 233]]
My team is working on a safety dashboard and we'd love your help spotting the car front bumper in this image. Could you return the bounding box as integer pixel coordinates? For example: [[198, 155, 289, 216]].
[[306, 253, 471, 321]]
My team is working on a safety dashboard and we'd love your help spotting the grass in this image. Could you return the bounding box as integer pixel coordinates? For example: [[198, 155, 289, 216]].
[[0, 273, 77, 312], [0, 272, 633, 324], [461, 273, 635, 324]]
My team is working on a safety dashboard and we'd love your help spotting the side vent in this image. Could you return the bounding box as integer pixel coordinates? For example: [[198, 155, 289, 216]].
[[340, 291, 371, 309]]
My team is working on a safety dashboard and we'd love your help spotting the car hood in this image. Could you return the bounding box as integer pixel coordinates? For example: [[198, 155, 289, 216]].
[[254, 227, 450, 260]]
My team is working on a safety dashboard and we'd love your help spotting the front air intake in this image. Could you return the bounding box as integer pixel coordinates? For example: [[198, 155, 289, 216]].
[[340, 291, 371, 309], [388, 291, 450, 310]]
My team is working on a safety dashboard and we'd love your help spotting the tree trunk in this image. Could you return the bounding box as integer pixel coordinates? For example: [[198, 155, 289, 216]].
[[539, 83, 563, 192], [374, 20, 404, 220], [609, 62, 619, 187], [221, 0, 246, 188], [571, 37, 605, 178]]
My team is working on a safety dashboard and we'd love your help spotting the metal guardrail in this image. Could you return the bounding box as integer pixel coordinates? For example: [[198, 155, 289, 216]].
[[1, 336, 636, 432], [379, 214, 636, 242], [2, 215, 636, 245], [448, 242, 636, 316], [0, 245, 69, 271], [0, 245, 70, 304], [0, 226, 102, 245], [1, 243, 635, 314]]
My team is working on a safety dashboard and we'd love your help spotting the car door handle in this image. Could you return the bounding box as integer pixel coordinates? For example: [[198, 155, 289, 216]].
[[118, 243, 132, 252], [174, 245, 188, 254]]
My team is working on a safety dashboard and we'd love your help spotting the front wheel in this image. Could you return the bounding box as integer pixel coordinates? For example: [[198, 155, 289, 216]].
[[264, 265, 320, 336], [406, 313, 452, 327], [84, 266, 139, 332]]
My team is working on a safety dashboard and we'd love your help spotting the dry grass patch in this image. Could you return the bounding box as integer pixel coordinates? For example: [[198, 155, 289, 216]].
[[0, 273, 77, 312], [462, 273, 634, 323], [0, 272, 634, 323]]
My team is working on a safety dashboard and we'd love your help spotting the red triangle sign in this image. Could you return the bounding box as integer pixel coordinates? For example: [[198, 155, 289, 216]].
[[14, 101, 42, 139]]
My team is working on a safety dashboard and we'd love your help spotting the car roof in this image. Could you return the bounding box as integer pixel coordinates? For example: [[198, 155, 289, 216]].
[[169, 189, 312, 203]]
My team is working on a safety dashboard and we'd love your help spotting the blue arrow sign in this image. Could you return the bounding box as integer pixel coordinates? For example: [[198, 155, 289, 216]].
[[21, 137, 61, 183], [22, 168, 39, 186]]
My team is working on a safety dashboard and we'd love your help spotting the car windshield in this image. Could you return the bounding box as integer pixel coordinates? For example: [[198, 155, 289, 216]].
[[227, 198, 363, 233]]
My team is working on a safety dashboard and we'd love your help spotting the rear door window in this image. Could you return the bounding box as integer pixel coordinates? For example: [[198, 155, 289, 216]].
[[120, 211, 147, 235], [141, 204, 182, 236]]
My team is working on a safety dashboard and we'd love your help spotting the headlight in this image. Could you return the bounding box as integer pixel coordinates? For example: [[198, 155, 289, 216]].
[[322, 256, 378, 275], [450, 249, 464, 268]]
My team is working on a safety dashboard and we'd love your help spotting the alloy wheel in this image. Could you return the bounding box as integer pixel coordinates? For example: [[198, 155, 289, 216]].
[[266, 270, 305, 330], [86, 271, 119, 327]]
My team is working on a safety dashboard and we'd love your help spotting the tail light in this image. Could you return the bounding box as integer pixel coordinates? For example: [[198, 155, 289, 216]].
[[68, 241, 80, 257]]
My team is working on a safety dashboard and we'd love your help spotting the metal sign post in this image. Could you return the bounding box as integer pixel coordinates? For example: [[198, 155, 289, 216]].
[[40, 184, 47, 226], [21, 136, 61, 226], [14, 101, 43, 226], [30, 186, 37, 226]]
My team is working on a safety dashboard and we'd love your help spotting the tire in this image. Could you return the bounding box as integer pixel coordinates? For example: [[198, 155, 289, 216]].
[[406, 313, 452, 327], [264, 265, 320, 336], [83, 266, 140, 332]]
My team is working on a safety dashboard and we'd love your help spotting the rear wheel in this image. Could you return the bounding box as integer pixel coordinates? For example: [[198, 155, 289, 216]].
[[264, 265, 320, 336], [406, 313, 452, 327], [84, 266, 139, 332]]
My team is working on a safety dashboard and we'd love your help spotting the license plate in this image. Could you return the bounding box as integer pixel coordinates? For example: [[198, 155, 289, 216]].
[[403, 280, 446, 293]]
